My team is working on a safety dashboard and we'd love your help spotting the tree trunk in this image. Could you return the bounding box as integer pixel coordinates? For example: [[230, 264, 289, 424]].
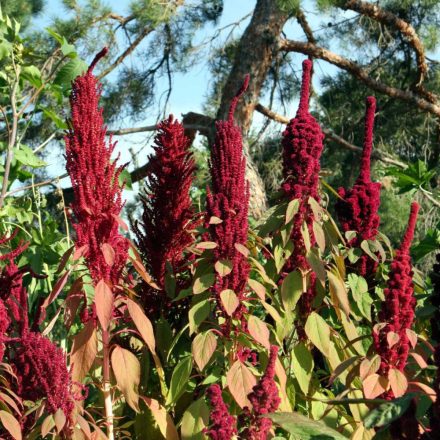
[[216, 0, 289, 218]]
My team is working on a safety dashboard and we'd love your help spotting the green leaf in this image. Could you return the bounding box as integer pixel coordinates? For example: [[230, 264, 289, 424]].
[[285, 198, 300, 224], [348, 273, 372, 321], [119, 168, 133, 190], [181, 398, 209, 440], [40, 107, 68, 129], [166, 356, 193, 406], [14, 145, 46, 168], [291, 342, 313, 395], [268, 412, 347, 440], [363, 394, 414, 429], [281, 270, 303, 311], [193, 273, 215, 294], [21, 65, 42, 88], [54, 58, 87, 88], [189, 299, 210, 334], [61, 38, 77, 58], [304, 312, 331, 357]]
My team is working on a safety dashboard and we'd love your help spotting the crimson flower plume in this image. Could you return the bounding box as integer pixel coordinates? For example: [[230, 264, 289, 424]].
[[372, 202, 419, 398], [132, 115, 196, 315], [280, 59, 324, 322], [206, 75, 250, 327], [336, 96, 381, 277], [65, 47, 128, 286]]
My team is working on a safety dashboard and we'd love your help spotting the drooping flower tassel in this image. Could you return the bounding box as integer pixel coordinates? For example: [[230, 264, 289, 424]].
[[281, 59, 324, 322], [372, 202, 419, 399], [336, 97, 381, 278], [206, 75, 250, 330]]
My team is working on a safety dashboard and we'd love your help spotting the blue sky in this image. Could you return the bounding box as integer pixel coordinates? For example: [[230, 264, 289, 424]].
[[29, 0, 348, 188]]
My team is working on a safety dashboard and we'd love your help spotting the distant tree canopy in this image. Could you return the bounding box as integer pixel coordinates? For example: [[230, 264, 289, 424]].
[[6, 0, 440, 227]]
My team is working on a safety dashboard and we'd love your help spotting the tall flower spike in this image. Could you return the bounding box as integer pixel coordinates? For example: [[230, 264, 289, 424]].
[[372, 202, 419, 398], [205, 384, 238, 440], [336, 97, 381, 278], [132, 115, 196, 316], [0, 231, 30, 334], [206, 75, 250, 328], [281, 59, 324, 321], [240, 345, 281, 440], [65, 47, 128, 286]]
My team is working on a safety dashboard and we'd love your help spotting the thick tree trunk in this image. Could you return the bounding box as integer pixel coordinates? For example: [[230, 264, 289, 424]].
[[216, 0, 289, 218]]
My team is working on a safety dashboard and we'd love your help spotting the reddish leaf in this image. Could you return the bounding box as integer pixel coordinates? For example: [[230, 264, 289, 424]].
[[54, 408, 66, 433], [94, 280, 113, 330], [388, 368, 408, 398], [101, 243, 115, 266], [142, 398, 179, 440], [0, 411, 22, 440], [215, 259, 233, 277], [38, 270, 71, 324], [112, 214, 128, 231], [409, 352, 428, 369], [111, 345, 140, 412], [70, 320, 98, 382], [234, 243, 249, 257], [406, 329, 417, 349], [219, 290, 239, 316], [226, 360, 257, 408], [363, 374, 388, 399], [359, 355, 381, 380], [196, 241, 218, 250], [126, 298, 156, 354], [387, 332, 400, 348], [248, 316, 270, 349], [248, 279, 266, 300], [192, 331, 217, 371], [73, 245, 88, 261], [56, 245, 74, 273], [408, 381, 436, 401]]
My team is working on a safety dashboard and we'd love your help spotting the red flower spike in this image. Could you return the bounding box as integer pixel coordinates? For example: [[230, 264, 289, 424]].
[[65, 48, 128, 286], [372, 202, 419, 399], [132, 115, 197, 316], [281, 59, 324, 320], [336, 97, 381, 277], [205, 384, 238, 440], [12, 331, 74, 421], [240, 346, 281, 439], [206, 75, 250, 329]]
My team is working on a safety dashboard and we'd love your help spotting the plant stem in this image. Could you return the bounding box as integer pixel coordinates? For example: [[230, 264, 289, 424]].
[[102, 329, 114, 440], [0, 65, 20, 210]]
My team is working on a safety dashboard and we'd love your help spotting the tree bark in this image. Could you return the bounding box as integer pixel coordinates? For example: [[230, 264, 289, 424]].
[[215, 0, 289, 218]]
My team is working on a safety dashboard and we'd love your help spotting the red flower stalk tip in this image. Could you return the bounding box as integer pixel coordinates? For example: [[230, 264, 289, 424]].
[[12, 331, 74, 420], [206, 76, 250, 327], [65, 49, 128, 286], [132, 115, 196, 316], [88, 47, 109, 73], [336, 97, 381, 277], [358, 96, 376, 182], [373, 202, 419, 397], [228, 73, 250, 122], [298, 59, 312, 114], [205, 384, 238, 440], [281, 59, 324, 320]]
